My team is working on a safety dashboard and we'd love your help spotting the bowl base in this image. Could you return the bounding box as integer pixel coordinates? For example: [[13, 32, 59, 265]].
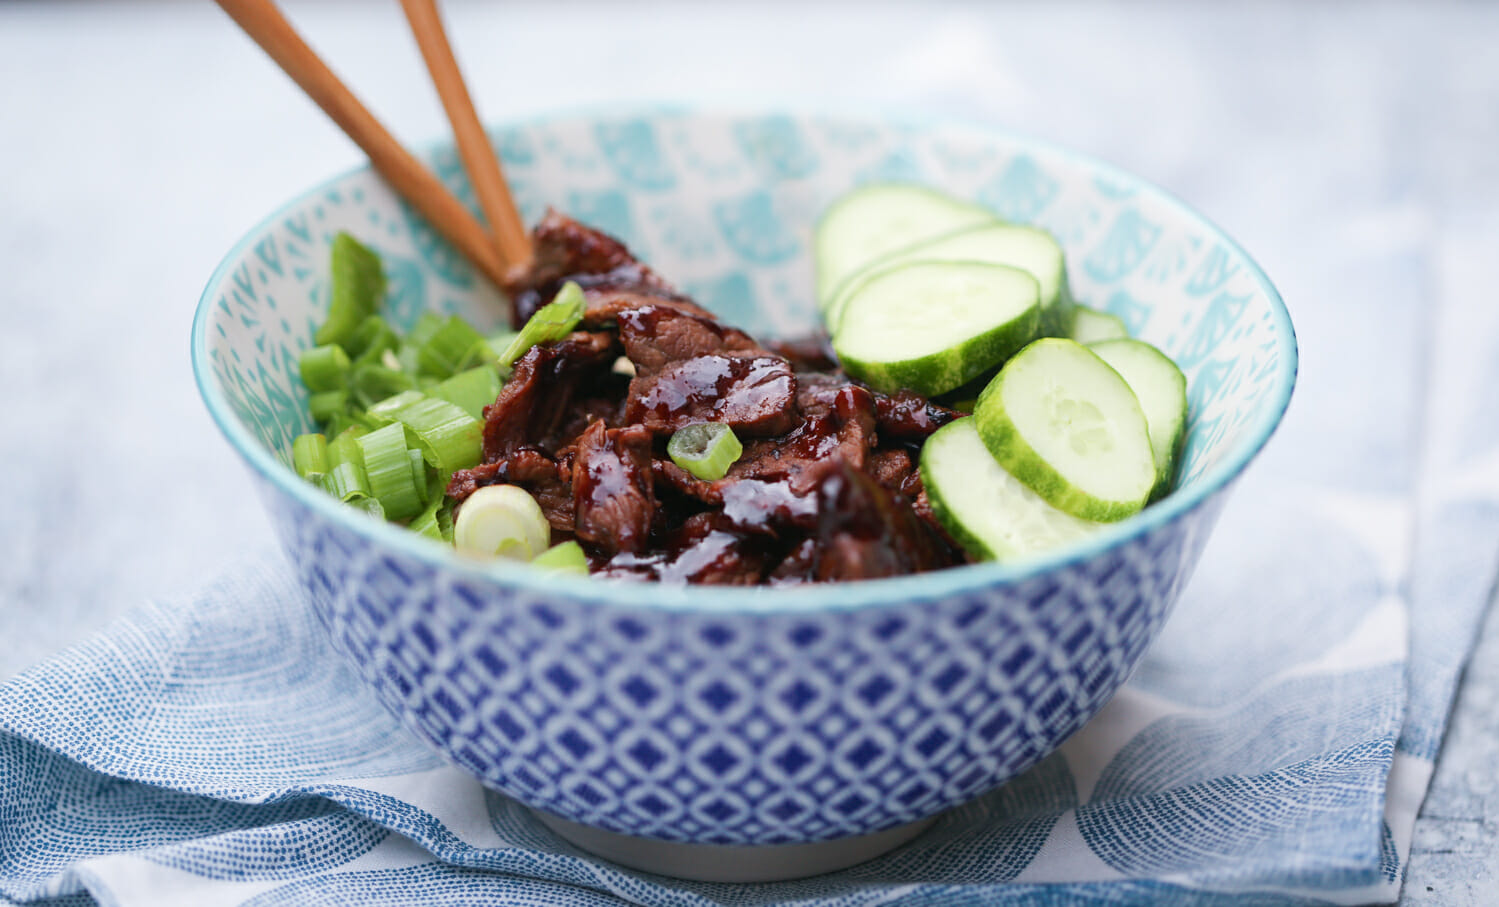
[[531, 810, 940, 883]]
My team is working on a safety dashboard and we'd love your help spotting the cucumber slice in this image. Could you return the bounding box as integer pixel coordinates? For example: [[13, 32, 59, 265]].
[[825, 222, 1076, 338], [1088, 338, 1188, 497], [1069, 305, 1128, 344], [921, 419, 1102, 561], [814, 184, 995, 306], [974, 338, 1155, 522], [832, 261, 1040, 397]]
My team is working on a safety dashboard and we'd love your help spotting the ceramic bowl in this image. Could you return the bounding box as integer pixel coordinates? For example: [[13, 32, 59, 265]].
[[192, 107, 1295, 879]]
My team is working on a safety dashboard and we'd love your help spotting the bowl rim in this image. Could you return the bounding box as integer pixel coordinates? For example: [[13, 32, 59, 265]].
[[191, 102, 1298, 615]]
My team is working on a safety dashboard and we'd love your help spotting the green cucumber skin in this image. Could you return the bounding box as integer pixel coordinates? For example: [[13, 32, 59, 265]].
[[919, 439, 1001, 561], [837, 303, 1040, 397], [974, 342, 1151, 523], [1087, 337, 1188, 500], [823, 221, 1077, 337]]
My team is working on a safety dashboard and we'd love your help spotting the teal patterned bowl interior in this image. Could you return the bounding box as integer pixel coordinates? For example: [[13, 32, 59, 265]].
[[194, 107, 1295, 610], [190, 109, 1295, 846]]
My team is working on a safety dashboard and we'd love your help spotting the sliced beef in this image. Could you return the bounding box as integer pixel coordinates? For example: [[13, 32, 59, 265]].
[[732, 384, 876, 490], [795, 371, 959, 440], [582, 290, 719, 331], [766, 333, 838, 373], [505, 211, 679, 325], [866, 447, 917, 495], [625, 352, 798, 438], [873, 390, 963, 440], [615, 305, 762, 377], [809, 461, 955, 582], [768, 538, 819, 586], [650, 382, 876, 536], [571, 421, 655, 555], [480, 330, 619, 460], [596, 512, 769, 585], [464, 213, 968, 585], [652, 463, 818, 535], [446, 447, 575, 531]]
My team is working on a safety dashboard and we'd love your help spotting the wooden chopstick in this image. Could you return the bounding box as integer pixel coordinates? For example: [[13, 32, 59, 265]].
[[214, 0, 514, 292], [399, 0, 532, 270]]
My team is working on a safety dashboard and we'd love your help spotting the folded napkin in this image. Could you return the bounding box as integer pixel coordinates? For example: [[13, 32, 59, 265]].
[[4, 256, 1496, 907]]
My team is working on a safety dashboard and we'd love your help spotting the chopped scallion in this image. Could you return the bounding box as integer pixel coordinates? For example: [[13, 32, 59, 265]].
[[350, 362, 416, 408], [355, 423, 423, 521], [409, 448, 430, 505], [308, 389, 349, 425], [323, 411, 365, 437], [292, 433, 329, 481], [408, 473, 453, 542], [488, 329, 520, 353], [364, 390, 425, 427], [299, 345, 351, 392], [348, 496, 386, 519], [667, 422, 743, 481], [315, 232, 387, 350], [345, 314, 399, 365], [406, 312, 447, 347], [321, 429, 371, 504], [431, 366, 503, 420], [457, 338, 499, 372], [417, 314, 487, 379], [453, 484, 550, 560], [498, 281, 585, 371], [328, 427, 367, 462], [531, 541, 589, 575], [390, 397, 483, 476]]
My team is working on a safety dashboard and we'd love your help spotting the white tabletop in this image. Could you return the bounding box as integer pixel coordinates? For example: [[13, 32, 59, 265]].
[[2, 1, 1495, 901]]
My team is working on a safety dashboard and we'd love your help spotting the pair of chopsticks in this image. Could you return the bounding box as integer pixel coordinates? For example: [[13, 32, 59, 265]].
[[215, 0, 531, 291]]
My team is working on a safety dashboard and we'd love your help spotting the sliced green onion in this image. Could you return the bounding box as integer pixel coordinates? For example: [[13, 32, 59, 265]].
[[406, 312, 447, 347], [498, 281, 585, 371], [323, 410, 365, 437], [390, 397, 483, 475], [408, 473, 453, 543], [453, 484, 550, 560], [488, 329, 521, 356], [417, 314, 487, 379], [431, 365, 503, 420], [345, 314, 400, 366], [315, 232, 387, 350], [299, 345, 351, 392], [355, 423, 423, 521], [531, 541, 589, 575], [328, 427, 367, 462], [308, 389, 349, 425], [321, 430, 370, 503], [321, 463, 369, 503], [667, 422, 743, 481], [456, 338, 499, 372], [292, 433, 329, 481], [364, 390, 426, 427], [348, 496, 385, 519], [409, 502, 444, 540], [350, 362, 416, 408], [409, 448, 430, 504]]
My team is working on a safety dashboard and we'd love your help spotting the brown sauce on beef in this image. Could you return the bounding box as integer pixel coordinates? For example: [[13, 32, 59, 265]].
[[449, 211, 969, 584]]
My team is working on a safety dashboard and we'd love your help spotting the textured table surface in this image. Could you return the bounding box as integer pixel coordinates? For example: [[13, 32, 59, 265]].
[[2, 1, 1495, 902]]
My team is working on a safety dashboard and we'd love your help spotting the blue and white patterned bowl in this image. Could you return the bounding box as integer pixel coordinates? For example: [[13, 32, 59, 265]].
[[192, 108, 1295, 850]]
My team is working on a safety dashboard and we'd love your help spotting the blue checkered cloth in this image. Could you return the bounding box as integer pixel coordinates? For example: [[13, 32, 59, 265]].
[[3, 311, 1496, 907]]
